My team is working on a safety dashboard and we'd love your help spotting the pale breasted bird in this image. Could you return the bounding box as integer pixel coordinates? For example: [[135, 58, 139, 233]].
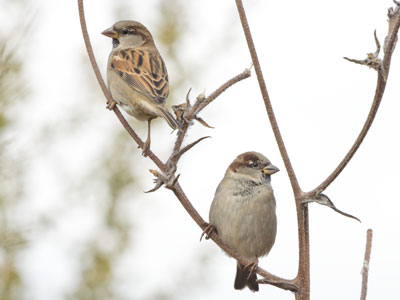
[[209, 151, 279, 292]]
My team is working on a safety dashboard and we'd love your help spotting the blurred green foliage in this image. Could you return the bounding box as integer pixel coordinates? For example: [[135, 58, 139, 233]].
[[68, 132, 135, 300], [0, 39, 26, 300], [0, 44, 24, 129], [155, 0, 189, 104]]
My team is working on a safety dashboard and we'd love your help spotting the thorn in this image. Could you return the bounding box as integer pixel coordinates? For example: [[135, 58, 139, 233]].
[[174, 136, 211, 161], [302, 193, 361, 222], [373, 30, 381, 57], [166, 173, 180, 190], [172, 173, 180, 185], [186, 88, 192, 106], [144, 182, 163, 193], [145, 169, 166, 193], [194, 116, 214, 128]]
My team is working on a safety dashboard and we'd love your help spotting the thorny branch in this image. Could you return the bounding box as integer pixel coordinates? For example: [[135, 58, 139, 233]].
[[306, 1, 400, 198], [234, 0, 301, 195]]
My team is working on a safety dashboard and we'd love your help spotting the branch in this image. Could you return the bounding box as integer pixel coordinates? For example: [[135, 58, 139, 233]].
[[234, 0, 301, 196], [360, 229, 373, 300], [306, 1, 400, 198], [343, 30, 384, 78], [195, 67, 251, 114], [171, 68, 251, 159], [234, 1, 310, 297]]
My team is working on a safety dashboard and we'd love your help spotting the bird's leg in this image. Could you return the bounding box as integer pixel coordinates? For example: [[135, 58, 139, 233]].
[[244, 257, 259, 280], [200, 223, 217, 241], [142, 118, 155, 157]]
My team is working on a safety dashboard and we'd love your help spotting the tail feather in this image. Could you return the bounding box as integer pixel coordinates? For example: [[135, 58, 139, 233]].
[[234, 263, 259, 292], [158, 107, 180, 130]]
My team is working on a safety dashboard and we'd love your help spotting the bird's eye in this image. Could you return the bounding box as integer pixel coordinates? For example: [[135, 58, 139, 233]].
[[122, 29, 129, 35], [248, 160, 258, 167]]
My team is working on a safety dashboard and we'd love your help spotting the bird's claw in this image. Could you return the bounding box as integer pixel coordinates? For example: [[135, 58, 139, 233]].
[[141, 139, 151, 157], [107, 100, 117, 110], [244, 257, 259, 280], [200, 223, 216, 241]]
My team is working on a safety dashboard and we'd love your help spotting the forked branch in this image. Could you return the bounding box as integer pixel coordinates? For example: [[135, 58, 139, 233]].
[[307, 1, 400, 198]]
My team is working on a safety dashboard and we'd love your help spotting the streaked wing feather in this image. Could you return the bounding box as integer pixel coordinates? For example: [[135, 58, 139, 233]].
[[110, 49, 169, 105]]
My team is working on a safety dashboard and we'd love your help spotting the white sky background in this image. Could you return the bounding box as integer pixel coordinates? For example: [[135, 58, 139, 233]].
[[3, 0, 400, 299]]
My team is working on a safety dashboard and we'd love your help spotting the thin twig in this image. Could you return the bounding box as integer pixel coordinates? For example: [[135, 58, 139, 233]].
[[360, 229, 373, 300], [234, 1, 309, 298], [234, 0, 301, 195], [172, 68, 251, 157], [306, 3, 400, 198], [172, 136, 211, 162], [195, 68, 251, 114]]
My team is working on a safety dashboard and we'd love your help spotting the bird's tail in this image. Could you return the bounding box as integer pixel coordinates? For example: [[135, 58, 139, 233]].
[[158, 107, 180, 130], [234, 262, 259, 292]]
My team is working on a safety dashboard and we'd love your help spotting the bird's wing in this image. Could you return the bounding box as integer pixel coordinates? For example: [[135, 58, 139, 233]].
[[110, 48, 169, 105]]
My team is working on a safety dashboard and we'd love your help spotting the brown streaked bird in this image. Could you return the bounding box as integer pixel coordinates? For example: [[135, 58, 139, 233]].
[[102, 20, 179, 156], [209, 152, 279, 292]]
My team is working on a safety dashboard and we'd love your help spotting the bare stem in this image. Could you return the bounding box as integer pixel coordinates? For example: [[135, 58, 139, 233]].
[[234, 1, 309, 298], [306, 4, 400, 198], [234, 0, 301, 196], [171, 68, 251, 158], [360, 229, 373, 300], [195, 68, 251, 114]]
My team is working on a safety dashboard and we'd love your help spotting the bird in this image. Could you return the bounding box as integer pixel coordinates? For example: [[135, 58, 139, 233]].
[[102, 20, 179, 156], [208, 151, 279, 292]]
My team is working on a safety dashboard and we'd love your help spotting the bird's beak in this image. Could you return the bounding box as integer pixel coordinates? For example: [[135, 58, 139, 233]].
[[262, 164, 280, 175], [102, 27, 119, 39]]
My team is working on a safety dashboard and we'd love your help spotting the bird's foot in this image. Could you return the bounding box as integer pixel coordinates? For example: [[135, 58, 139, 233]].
[[107, 100, 117, 110], [244, 257, 259, 280], [141, 139, 151, 157], [200, 223, 216, 241]]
